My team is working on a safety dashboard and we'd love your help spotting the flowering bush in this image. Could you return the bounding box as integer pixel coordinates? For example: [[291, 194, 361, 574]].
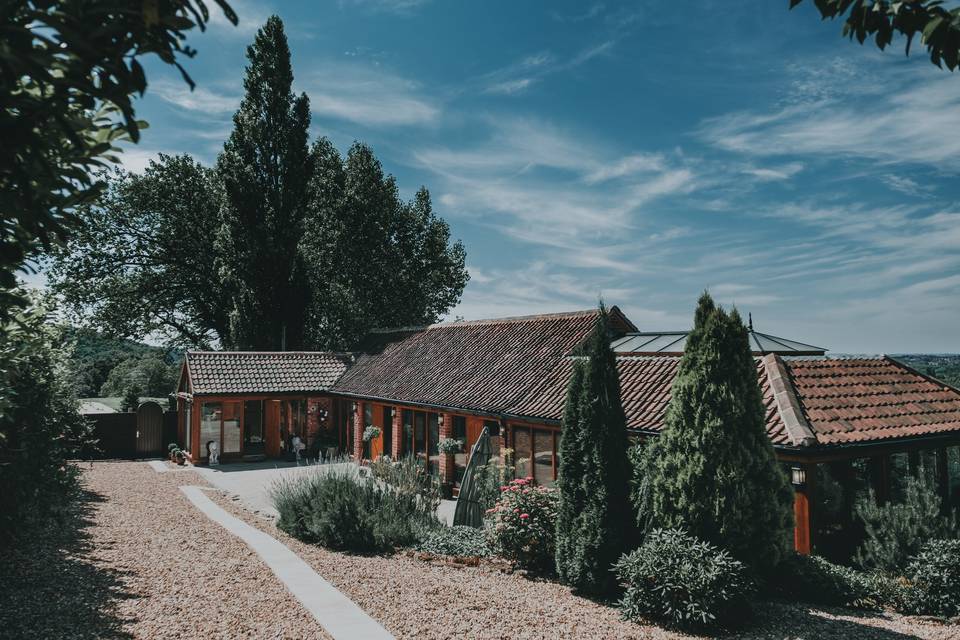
[[362, 425, 381, 442], [485, 478, 559, 573], [437, 437, 462, 454]]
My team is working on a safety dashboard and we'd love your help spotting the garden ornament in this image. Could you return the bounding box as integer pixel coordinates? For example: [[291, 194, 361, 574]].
[[291, 435, 306, 462], [207, 440, 220, 465]]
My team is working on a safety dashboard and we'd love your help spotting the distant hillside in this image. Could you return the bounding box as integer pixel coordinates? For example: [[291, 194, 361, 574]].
[[65, 328, 183, 398], [895, 354, 960, 388]]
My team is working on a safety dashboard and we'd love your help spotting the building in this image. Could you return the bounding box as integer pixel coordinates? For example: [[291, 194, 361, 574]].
[[175, 307, 960, 554]]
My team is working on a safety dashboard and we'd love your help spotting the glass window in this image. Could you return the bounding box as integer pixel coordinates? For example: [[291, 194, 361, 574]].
[[453, 416, 468, 483], [534, 430, 554, 486], [381, 407, 393, 457], [484, 420, 501, 458], [514, 427, 531, 479], [428, 413, 440, 475], [403, 409, 413, 454], [223, 401, 241, 453], [243, 400, 264, 454], [184, 401, 192, 451], [414, 412, 426, 463], [200, 402, 221, 458]]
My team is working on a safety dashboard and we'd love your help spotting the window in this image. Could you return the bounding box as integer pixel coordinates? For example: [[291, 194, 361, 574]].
[[428, 413, 440, 475], [402, 408, 440, 474], [200, 402, 221, 457], [512, 425, 558, 487], [184, 401, 192, 452], [381, 407, 393, 457], [222, 401, 241, 453], [453, 416, 467, 483]]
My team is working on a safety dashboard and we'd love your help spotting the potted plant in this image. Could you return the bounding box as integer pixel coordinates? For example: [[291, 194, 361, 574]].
[[437, 437, 462, 455], [167, 442, 179, 462], [362, 425, 381, 460], [174, 448, 186, 465]]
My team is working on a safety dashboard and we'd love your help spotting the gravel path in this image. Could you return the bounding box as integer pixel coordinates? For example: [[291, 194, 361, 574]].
[[2, 461, 956, 640], [212, 486, 960, 640], [0, 461, 332, 640]]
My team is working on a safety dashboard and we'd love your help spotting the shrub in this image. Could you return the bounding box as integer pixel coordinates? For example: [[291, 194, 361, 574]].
[[368, 454, 441, 513], [416, 525, 490, 558], [614, 528, 753, 631], [0, 301, 95, 541], [271, 465, 441, 553], [636, 293, 794, 574], [362, 425, 380, 442], [776, 553, 898, 610], [897, 539, 960, 617], [486, 478, 559, 573], [471, 456, 514, 515], [555, 305, 634, 595], [854, 474, 957, 572]]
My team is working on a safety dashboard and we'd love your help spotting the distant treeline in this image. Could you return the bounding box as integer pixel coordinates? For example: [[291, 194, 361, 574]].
[[896, 354, 960, 388], [66, 328, 182, 398]]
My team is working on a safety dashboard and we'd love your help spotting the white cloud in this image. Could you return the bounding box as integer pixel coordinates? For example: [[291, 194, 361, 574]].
[[740, 162, 804, 182], [303, 62, 440, 127], [480, 39, 617, 96], [149, 78, 240, 115], [701, 74, 960, 168]]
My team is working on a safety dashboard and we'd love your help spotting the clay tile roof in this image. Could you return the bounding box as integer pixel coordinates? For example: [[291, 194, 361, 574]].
[[332, 309, 634, 413], [507, 355, 788, 445], [184, 351, 352, 396], [782, 356, 960, 445]]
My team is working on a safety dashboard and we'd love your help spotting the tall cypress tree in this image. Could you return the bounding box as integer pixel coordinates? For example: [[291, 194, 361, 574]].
[[555, 359, 585, 583], [555, 305, 633, 595], [216, 15, 312, 350], [638, 292, 794, 573]]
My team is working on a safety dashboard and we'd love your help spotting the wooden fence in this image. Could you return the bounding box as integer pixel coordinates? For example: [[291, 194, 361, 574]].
[[85, 410, 177, 459]]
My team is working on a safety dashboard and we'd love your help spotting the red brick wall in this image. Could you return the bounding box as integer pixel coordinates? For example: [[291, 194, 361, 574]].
[[439, 412, 454, 484], [353, 401, 364, 460], [391, 407, 403, 458]]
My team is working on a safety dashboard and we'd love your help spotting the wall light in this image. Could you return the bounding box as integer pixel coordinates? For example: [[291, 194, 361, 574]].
[[790, 466, 806, 488]]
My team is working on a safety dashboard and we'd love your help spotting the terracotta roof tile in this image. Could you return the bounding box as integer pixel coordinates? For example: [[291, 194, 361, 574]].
[[508, 356, 788, 444], [184, 351, 352, 395], [783, 356, 960, 445], [331, 310, 609, 413]]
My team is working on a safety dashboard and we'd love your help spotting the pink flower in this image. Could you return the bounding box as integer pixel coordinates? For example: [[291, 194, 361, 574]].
[[519, 513, 529, 519]]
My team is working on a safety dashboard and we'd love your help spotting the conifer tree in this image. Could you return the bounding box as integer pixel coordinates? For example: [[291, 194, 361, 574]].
[[555, 359, 585, 583], [555, 305, 633, 595], [216, 15, 312, 350], [638, 292, 794, 573]]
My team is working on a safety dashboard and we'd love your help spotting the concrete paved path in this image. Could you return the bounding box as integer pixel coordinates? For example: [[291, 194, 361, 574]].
[[191, 461, 351, 518], [180, 485, 394, 640]]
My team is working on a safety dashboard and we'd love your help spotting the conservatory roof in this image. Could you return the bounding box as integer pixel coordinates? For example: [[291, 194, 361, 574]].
[[610, 330, 826, 356]]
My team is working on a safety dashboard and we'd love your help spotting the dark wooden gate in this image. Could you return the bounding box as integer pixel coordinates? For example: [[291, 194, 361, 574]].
[[136, 402, 164, 455]]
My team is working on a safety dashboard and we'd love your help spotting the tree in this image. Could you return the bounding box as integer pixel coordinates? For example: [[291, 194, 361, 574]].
[[216, 15, 312, 350], [553, 305, 633, 595], [48, 156, 230, 347], [637, 292, 794, 574], [791, 1, 960, 72], [121, 384, 141, 412], [1, 1, 236, 323], [0, 295, 94, 539], [302, 143, 469, 349], [555, 360, 587, 583], [100, 356, 179, 398]]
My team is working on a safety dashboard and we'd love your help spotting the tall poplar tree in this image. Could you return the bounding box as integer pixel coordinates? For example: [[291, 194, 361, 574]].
[[554, 305, 633, 595], [637, 292, 794, 573], [216, 15, 312, 350]]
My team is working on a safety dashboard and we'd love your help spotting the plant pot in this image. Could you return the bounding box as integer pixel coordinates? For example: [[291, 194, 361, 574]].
[[440, 482, 454, 500]]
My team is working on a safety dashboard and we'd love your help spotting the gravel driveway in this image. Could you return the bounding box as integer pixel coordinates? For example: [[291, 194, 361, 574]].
[[212, 488, 960, 640], [0, 461, 331, 639], [1, 461, 956, 640]]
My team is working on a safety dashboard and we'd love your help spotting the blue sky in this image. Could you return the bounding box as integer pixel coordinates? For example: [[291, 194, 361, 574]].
[[111, 0, 960, 353]]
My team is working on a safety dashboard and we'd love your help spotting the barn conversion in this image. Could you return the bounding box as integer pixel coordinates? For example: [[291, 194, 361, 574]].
[[175, 307, 960, 554]]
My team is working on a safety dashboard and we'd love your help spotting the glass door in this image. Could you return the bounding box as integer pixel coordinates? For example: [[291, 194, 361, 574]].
[[243, 400, 265, 455]]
